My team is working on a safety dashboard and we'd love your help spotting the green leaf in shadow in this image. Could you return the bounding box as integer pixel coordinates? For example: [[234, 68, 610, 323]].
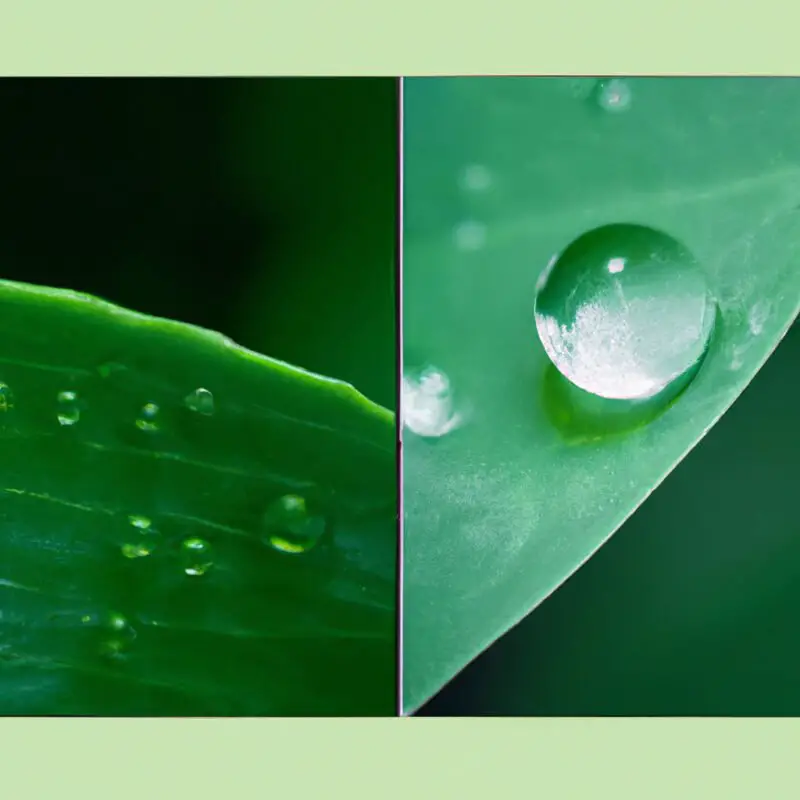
[[401, 76, 800, 713], [0, 279, 396, 716]]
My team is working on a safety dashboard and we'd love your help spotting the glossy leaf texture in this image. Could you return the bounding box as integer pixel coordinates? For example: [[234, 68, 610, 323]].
[[401, 77, 800, 713], [0, 279, 396, 716]]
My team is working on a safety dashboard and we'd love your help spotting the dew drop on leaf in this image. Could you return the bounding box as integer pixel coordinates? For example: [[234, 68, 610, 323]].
[[184, 387, 215, 416], [181, 537, 213, 576], [135, 402, 160, 432], [263, 494, 325, 555], [56, 390, 81, 426], [534, 223, 716, 404]]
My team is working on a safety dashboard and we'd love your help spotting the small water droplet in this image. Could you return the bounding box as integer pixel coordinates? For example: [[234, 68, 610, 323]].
[[135, 402, 160, 432], [0, 383, 15, 412], [99, 612, 136, 660], [128, 514, 152, 530], [264, 495, 325, 555], [181, 537, 213, 576], [184, 387, 215, 416], [596, 78, 632, 113], [459, 164, 492, 192], [535, 224, 715, 403], [121, 542, 152, 559], [453, 220, 486, 251], [108, 613, 128, 631], [402, 366, 462, 438], [56, 390, 81, 426]]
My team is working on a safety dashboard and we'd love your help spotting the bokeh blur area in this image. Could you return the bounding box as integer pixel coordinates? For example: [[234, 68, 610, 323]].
[[0, 77, 396, 410]]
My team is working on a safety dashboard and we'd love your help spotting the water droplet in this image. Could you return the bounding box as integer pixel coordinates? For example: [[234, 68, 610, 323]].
[[184, 387, 215, 416], [121, 542, 152, 559], [453, 220, 486, 251], [128, 514, 152, 530], [263, 495, 325, 555], [181, 537, 213, 576], [459, 164, 492, 192], [0, 383, 15, 412], [135, 402, 160, 432], [534, 224, 716, 403], [596, 78, 632, 113], [402, 366, 462, 438], [56, 390, 81, 426], [108, 613, 128, 631], [99, 612, 136, 660]]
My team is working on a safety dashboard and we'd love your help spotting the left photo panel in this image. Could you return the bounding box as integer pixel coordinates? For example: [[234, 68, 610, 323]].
[[0, 77, 399, 716]]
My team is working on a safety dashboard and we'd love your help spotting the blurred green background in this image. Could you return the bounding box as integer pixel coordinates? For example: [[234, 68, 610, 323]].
[[421, 319, 799, 716], [0, 77, 396, 411]]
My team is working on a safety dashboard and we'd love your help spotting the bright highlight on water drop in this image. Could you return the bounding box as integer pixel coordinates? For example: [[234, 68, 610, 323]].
[[263, 494, 325, 555], [136, 402, 160, 432], [534, 223, 716, 403], [596, 78, 632, 113], [181, 537, 213, 576], [184, 387, 215, 415], [402, 366, 462, 438], [56, 390, 80, 426]]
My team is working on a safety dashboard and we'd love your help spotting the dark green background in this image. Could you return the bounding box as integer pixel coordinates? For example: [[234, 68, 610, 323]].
[[422, 320, 799, 715], [0, 77, 396, 412]]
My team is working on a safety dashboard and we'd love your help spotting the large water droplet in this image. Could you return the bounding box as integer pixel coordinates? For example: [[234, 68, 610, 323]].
[[184, 387, 215, 416], [56, 390, 81, 426], [181, 537, 213, 576], [534, 224, 715, 403], [263, 495, 325, 555], [135, 402, 160, 432], [402, 366, 462, 438]]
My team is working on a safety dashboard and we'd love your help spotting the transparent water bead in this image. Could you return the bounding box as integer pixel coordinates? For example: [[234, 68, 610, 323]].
[[135, 402, 161, 432], [402, 366, 462, 438], [184, 387, 215, 416], [181, 537, 213, 576], [264, 494, 325, 555], [595, 78, 632, 113], [534, 224, 716, 402], [56, 390, 81, 426]]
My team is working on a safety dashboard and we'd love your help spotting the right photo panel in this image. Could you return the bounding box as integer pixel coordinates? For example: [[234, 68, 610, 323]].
[[401, 77, 800, 716]]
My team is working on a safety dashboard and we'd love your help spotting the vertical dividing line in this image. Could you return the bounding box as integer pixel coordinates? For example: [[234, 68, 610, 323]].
[[396, 75, 405, 717]]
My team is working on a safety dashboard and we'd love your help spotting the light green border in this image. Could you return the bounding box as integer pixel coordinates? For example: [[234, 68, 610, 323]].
[[0, 2, 797, 795], [0, 717, 795, 794], [1, 1, 796, 74]]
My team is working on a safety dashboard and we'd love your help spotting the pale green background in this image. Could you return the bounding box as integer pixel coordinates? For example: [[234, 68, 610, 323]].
[[0, 0, 798, 794]]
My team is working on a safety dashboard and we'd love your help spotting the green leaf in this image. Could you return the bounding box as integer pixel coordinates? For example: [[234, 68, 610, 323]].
[[401, 77, 800, 713], [0, 279, 396, 716]]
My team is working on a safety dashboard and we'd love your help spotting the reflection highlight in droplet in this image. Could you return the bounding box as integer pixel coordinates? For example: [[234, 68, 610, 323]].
[[534, 223, 716, 404], [402, 366, 463, 439]]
